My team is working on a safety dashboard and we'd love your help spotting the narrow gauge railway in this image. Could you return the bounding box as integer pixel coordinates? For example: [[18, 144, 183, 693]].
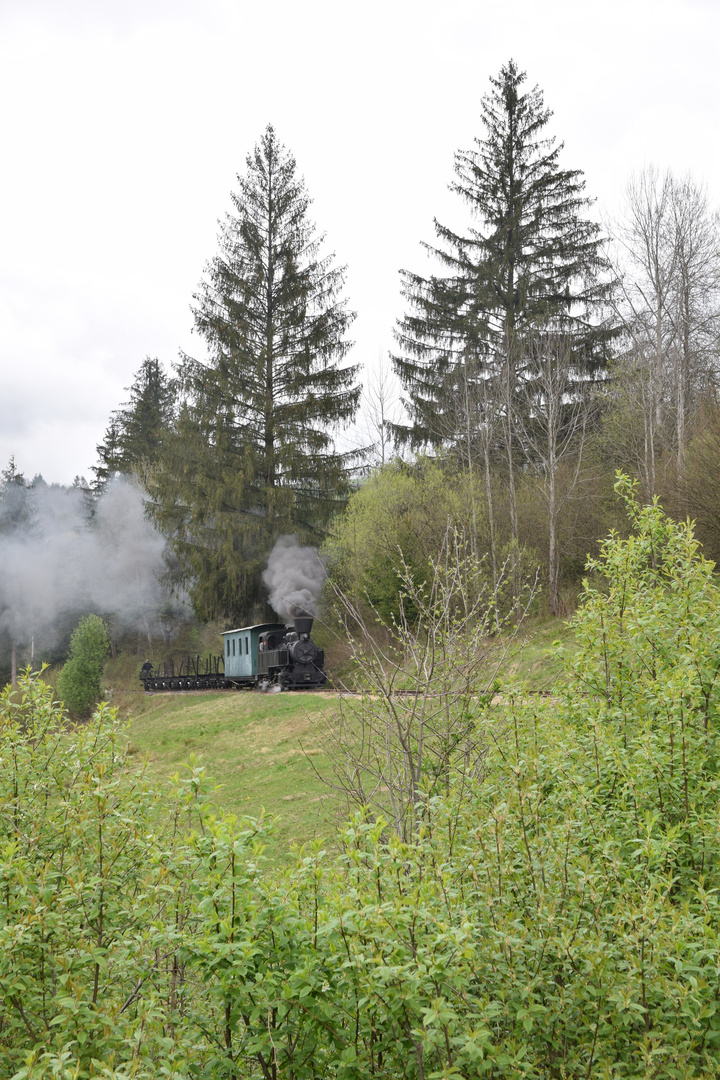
[[140, 616, 326, 692]]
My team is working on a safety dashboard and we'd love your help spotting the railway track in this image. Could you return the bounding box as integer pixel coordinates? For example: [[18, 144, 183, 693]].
[[143, 685, 560, 698]]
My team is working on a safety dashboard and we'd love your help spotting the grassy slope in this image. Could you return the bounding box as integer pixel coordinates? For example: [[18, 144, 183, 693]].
[[115, 685, 344, 863], [106, 619, 577, 863], [500, 618, 577, 690]]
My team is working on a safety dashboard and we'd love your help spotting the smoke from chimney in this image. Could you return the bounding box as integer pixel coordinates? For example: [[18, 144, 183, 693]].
[[0, 476, 187, 655], [262, 535, 325, 621]]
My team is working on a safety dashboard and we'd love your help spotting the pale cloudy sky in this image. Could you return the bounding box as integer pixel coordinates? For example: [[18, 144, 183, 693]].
[[1, 0, 718, 484]]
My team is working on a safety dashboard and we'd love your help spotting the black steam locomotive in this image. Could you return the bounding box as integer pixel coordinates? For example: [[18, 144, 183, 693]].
[[140, 615, 327, 692]]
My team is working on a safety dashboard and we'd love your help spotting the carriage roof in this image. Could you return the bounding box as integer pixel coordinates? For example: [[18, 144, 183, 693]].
[[221, 623, 286, 637]]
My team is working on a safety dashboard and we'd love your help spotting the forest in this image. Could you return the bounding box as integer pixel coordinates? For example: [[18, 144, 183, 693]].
[[2, 62, 719, 676], [1, 58, 720, 1075]]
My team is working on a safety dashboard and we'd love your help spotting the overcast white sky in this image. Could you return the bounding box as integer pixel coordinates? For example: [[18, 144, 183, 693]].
[[1, 0, 718, 484]]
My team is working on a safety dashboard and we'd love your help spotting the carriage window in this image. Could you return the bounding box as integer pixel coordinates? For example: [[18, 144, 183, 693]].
[[245, 637, 249, 654], [232, 639, 236, 656]]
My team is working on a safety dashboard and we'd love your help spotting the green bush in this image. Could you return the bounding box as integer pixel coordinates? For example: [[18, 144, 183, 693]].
[[323, 457, 473, 624], [0, 675, 188, 1076], [56, 613, 110, 718], [174, 479, 720, 1077], [4, 479, 720, 1076]]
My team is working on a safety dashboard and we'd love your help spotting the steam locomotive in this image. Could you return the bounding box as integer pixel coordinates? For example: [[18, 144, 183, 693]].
[[139, 615, 327, 692]]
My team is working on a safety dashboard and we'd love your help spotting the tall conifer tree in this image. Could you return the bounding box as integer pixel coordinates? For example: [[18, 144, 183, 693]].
[[151, 125, 359, 622], [393, 59, 612, 449], [93, 357, 176, 491]]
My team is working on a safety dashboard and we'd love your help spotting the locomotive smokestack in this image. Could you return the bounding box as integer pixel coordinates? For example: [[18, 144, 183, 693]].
[[294, 615, 313, 636]]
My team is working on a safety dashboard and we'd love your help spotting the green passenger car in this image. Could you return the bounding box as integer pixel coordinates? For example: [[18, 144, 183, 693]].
[[222, 623, 286, 682]]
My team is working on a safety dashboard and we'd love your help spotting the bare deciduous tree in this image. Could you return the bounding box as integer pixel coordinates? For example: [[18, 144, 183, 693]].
[[609, 168, 720, 495], [316, 526, 536, 841], [610, 167, 678, 495], [360, 356, 404, 468], [517, 333, 592, 616], [668, 177, 720, 478]]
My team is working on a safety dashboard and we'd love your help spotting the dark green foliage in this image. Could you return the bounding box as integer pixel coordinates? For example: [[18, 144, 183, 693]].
[[150, 125, 360, 623], [393, 59, 613, 449], [56, 613, 110, 718], [93, 356, 176, 491]]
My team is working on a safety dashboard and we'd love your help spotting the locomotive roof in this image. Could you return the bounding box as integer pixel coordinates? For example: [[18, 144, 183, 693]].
[[221, 622, 287, 636]]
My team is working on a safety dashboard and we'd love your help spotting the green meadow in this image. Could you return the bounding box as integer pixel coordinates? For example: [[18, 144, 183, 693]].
[[105, 619, 577, 863], [116, 686, 343, 861]]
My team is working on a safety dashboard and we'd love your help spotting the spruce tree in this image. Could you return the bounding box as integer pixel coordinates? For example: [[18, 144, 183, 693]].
[[151, 125, 359, 622], [0, 457, 30, 534], [393, 59, 612, 450], [93, 357, 176, 491]]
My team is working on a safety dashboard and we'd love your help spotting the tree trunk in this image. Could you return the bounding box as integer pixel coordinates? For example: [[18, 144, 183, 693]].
[[265, 149, 276, 520], [483, 435, 499, 601], [547, 382, 559, 616], [461, 369, 480, 561], [676, 280, 691, 487], [502, 345, 520, 607]]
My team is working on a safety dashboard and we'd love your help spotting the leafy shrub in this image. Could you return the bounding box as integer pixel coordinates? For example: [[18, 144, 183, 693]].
[[323, 457, 475, 624], [176, 479, 720, 1076], [320, 525, 534, 839], [56, 613, 110, 718], [0, 675, 182, 1076], [4, 479, 720, 1077]]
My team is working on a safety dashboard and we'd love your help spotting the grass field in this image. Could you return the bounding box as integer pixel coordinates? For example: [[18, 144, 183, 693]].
[[115, 686, 345, 863], [499, 618, 576, 689], [103, 619, 577, 863]]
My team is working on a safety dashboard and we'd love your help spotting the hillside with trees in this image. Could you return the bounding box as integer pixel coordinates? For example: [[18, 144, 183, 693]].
[[9, 71, 708, 637], [1, 55, 720, 1077], [1, 64, 718, 674]]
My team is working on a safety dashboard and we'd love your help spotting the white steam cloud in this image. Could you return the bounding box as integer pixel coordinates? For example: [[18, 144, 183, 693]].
[[262, 536, 325, 621], [0, 476, 186, 650]]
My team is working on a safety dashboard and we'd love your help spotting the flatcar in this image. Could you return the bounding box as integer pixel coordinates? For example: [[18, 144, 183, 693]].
[[140, 615, 326, 692]]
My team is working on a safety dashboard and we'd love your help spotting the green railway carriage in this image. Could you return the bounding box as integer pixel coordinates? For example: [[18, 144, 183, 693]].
[[222, 623, 286, 681]]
